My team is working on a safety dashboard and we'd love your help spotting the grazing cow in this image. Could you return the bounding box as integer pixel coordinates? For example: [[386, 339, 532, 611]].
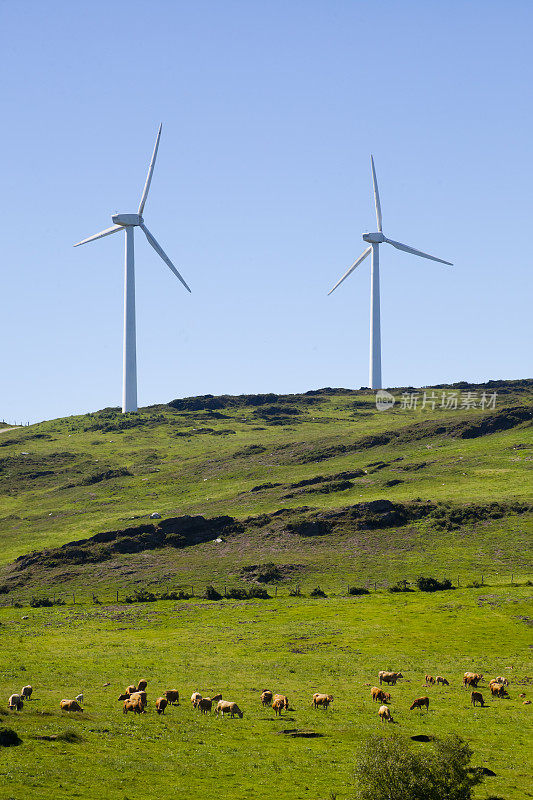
[[436, 676, 449, 686], [273, 694, 289, 710], [410, 696, 430, 712], [8, 694, 23, 711], [197, 697, 213, 714], [379, 671, 403, 686], [191, 692, 202, 707], [156, 697, 168, 715], [471, 691, 484, 707], [118, 692, 131, 701], [371, 687, 391, 703], [272, 698, 285, 716], [76, 693, 84, 705], [490, 683, 508, 698], [425, 675, 435, 685], [21, 685, 33, 700], [60, 699, 83, 712], [210, 694, 222, 703], [216, 700, 244, 718], [378, 704, 393, 722], [123, 696, 143, 714], [126, 684, 137, 695], [313, 693, 333, 710], [165, 690, 180, 705], [463, 672, 483, 688], [490, 677, 509, 688], [129, 691, 147, 710], [261, 690, 273, 706], [137, 679, 148, 692]]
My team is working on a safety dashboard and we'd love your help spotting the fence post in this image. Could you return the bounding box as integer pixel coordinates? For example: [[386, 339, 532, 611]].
[[72, 593, 75, 604], [481, 575, 484, 585]]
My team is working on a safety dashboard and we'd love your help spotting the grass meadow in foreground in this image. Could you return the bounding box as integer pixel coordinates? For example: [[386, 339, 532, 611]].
[[1, 587, 532, 800]]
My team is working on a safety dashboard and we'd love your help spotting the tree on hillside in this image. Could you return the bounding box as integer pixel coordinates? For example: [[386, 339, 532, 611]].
[[353, 734, 483, 800]]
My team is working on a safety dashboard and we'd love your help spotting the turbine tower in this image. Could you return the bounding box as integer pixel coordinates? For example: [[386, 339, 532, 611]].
[[74, 124, 191, 413], [328, 156, 452, 390]]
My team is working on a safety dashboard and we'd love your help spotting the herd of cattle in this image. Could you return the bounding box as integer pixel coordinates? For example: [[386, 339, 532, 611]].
[[7, 670, 529, 721]]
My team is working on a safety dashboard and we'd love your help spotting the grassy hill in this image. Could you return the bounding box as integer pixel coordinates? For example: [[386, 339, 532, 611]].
[[0, 380, 532, 800], [0, 380, 531, 596]]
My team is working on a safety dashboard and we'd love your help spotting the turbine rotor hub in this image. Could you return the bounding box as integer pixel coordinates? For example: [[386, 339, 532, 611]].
[[112, 213, 144, 226], [363, 231, 385, 243]]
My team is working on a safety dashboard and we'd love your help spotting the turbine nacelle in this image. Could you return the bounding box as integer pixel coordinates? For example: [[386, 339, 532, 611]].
[[362, 231, 385, 244], [112, 213, 144, 226]]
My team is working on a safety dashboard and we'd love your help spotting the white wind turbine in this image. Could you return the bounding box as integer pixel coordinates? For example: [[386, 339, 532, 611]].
[[328, 156, 452, 390], [74, 124, 191, 413]]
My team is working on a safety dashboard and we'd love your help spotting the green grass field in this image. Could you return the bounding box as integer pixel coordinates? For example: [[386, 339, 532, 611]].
[[0, 381, 531, 799], [1, 588, 532, 800]]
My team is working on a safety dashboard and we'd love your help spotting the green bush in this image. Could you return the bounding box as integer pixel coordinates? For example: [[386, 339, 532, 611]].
[[416, 576, 453, 592], [348, 586, 370, 596], [389, 579, 414, 593], [0, 727, 22, 747], [353, 734, 483, 800], [203, 585, 222, 601], [310, 587, 327, 598], [29, 596, 65, 608]]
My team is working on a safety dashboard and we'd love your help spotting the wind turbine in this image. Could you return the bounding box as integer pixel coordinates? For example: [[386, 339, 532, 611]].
[[328, 156, 452, 390], [74, 124, 191, 413]]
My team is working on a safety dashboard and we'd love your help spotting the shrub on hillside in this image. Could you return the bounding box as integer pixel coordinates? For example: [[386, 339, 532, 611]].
[[29, 596, 65, 608], [389, 579, 414, 593], [246, 585, 270, 599], [310, 587, 327, 598], [353, 734, 483, 800], [0, 727, 22, 747], [416, 576, 453, 592], [348, 586, 370, 596], [203, 585, 222, 601]]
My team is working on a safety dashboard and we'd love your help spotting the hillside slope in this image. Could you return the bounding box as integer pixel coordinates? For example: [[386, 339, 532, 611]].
[[0, 380, 531, 595]]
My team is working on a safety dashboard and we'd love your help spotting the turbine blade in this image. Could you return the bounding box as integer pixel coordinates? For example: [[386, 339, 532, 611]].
[[371, 155, 382, 232], [73, 225, 123, 247], [138, 123, 162, 215], [384, 237, 453, 265], [328, 247, 372, 295], [141, 224, 191, 292]]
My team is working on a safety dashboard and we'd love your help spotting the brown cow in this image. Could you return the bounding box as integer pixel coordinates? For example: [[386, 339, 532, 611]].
[[379, 704, 394, 722], [21, 685, 33, 700], [156, 697, 168, 714], [471, 691, 484, 707], [60, 699, 83, 712], [137, 679, 148, 692], [371, 687, 391, 703], [436, 676, 449, 686], [379, 671, 403, 686], [261, 690, 273, 706], [410, 696, 429, 712], [313, 693, 333, 710], [273, 694, 289, 710], [463, 672, 483, 688], [425, 675, 435, 685], [490, 683, 508, 698], [129, 691, 147, 709], [8, 694, 23, 711], [191, 692, 202, 707], [272, 698, 285, 716], [216, 700, 244, 718], [165, 690, 180, 705], [118, 692, 131, 701], [126, 684, 137, 695], [197, 698, 213, 714], [123, 696, 143, 714]]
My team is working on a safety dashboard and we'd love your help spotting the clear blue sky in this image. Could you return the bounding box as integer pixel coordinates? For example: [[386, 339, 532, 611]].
[[1, 0, 531, 423]]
